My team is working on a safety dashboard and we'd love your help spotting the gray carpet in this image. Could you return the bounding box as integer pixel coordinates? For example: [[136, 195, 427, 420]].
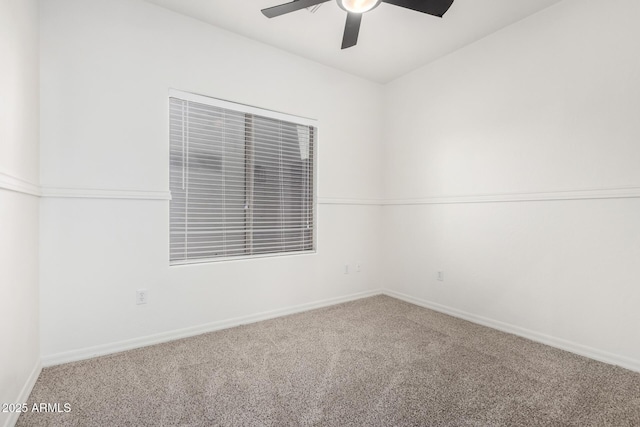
[[17, 296, 640, 426]]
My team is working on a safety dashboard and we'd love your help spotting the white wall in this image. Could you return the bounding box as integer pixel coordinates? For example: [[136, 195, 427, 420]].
[[35, 0, 640, 373], [382, 0, 640, 369], [0, 0, 41, 425], [39, 0, 384, 361]]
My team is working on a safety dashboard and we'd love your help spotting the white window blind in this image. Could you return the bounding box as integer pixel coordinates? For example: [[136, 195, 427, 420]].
[[169, 92, 316, 265]]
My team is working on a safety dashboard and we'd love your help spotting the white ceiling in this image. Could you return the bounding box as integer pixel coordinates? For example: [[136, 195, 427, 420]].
[[146, 0, 565, 83]]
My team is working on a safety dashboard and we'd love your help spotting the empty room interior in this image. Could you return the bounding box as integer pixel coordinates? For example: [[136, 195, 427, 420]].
[[2, 0, 640, 425]]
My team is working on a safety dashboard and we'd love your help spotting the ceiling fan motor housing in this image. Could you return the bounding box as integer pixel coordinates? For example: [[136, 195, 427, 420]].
[[336, 0, 383, 14]]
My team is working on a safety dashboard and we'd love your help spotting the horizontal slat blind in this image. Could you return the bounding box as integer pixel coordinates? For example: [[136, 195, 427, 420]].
[[169, 95, 315, 265]]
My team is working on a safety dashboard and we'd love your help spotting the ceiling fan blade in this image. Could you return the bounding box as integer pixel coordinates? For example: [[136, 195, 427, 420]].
[[382, 0, 454, 17], [261, 0, 331, 18], [341, 12, 362, 49]]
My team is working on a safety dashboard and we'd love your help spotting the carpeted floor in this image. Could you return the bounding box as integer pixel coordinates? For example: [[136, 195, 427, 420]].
[[17, 295, 640, 426]]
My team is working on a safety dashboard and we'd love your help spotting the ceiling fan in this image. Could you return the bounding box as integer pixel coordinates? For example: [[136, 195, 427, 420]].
[[261, 0, 455, 49]]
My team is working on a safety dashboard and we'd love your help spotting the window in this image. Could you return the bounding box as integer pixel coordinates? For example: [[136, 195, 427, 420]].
[[169, 91, 316, 265]]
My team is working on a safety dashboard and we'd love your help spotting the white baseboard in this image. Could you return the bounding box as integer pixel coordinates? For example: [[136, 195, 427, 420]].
[[42, 290, 383, 367], [2, 360, 42, 427], [41, 288, 640, 374], [383, 289, 640, 373]]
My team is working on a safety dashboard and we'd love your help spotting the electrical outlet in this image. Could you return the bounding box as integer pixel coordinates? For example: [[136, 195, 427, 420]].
[[437, 271, 444, 282], [344, 264, 349, 274], [136, 289, 148, 305], [356, 264, 361, 273]]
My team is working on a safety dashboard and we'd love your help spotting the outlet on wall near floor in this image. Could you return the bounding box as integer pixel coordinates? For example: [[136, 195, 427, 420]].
[[344, 264, 349, 274], [437, 271, 444, 282], [136, 289, 148, 305], [356, 264, 361, 273]]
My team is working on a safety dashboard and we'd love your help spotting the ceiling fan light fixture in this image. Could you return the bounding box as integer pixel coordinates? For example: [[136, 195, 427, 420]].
[[261, 0, 455, 49], [337, 0, 381, 14]]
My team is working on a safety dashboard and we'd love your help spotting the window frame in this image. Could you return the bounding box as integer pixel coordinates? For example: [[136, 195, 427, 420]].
[[168, 89, 318, 266]]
